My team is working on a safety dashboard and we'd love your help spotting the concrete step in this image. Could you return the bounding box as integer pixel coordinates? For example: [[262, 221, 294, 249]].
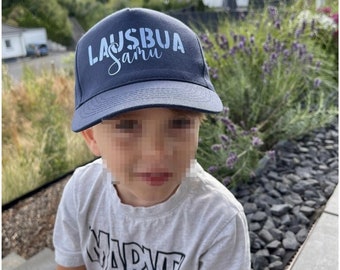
[[2, 252, 26, 270], [2, 248, 56, 270], [287, 185, 338, 270], [15, 248, 56, 270]]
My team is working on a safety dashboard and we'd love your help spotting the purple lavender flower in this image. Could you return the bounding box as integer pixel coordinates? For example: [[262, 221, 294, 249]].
[[223, 107, 230, 116], [298, 44, 307, 59], [270, 52, 278, 62], [220, 34, 228, 43], [219, 134, 230, 143], [275, 41, 284, 53], [250, 34, 255, 45], [226, 152, 238, 168], [295, 29, 302, 39], [266, 150, 276, 160], [221, 117, 236, 134], [208, 165, 219, 173], [238, 41, 245, 49], [200, 33, 213, 49], [251, 136, 264, 146], [211, 68, 218, 79], [275, 20, 281, 30], [244, 47, 252, 55], [222, 177, 232, 186], [229, 47, 237, 56], [250, 127, 258, 133], [292, 41, 299, 51], [283, 49, 290, 58], [220, 35, 229, 50], [217, 34, 229, 50], [314, 78, 321, 88], [268, 6, 278, 20], [315, 61, 321, 70], [307, 53, 313, 64], [262, 62, 271, 74], [211, 144, 223, 152], [200, 33, 210, 44], [266, 33, 272, 42], [242, 130, 250, 136], [208, 67, 218, 80], [232, 33, 238, 43], [263, 42, 270, 53]]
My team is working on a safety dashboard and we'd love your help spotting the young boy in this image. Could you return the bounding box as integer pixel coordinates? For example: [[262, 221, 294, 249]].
[[53, 8, 250, 270]]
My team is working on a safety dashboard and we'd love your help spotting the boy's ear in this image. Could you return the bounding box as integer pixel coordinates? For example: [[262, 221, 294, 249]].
[[81, 128, 101, 156]]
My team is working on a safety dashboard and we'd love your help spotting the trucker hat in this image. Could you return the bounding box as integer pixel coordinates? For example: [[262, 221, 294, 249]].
[[72, 7, 223, 132]]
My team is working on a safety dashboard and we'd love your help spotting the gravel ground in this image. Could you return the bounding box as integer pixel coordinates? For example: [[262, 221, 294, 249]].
[[2, 122, 338, 270], [232, 121, 338, 269], [2, 175, 70, 259]]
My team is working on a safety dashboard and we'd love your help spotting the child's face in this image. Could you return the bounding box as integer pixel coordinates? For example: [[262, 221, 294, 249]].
[[82, 107, 201, 206]]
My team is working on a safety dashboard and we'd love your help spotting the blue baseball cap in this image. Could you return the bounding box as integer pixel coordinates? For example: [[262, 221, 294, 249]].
[[72, 8, 223, 132]]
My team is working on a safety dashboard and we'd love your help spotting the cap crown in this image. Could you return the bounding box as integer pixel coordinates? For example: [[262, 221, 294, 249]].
[[75, 8, 214, 109]]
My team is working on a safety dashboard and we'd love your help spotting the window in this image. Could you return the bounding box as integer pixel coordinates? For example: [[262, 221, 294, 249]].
[[5, 40, 12, 48]]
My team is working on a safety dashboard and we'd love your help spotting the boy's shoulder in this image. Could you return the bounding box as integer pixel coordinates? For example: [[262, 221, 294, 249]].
[[70, 158, 105, 182], [186, 161, 244, 216], [65, 158, 109, 194], [73, 158, 104, 175]]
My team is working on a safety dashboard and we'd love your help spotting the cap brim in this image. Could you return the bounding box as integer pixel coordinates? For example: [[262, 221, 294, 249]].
[[72, 80, 223, 132]]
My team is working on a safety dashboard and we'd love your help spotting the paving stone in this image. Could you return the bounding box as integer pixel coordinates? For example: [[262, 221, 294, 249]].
[[290, 213, 338, 270], [2, 252, 26, 270], [15, 248, 56, 270]]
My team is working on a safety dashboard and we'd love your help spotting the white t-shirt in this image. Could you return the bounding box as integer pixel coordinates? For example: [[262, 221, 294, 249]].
[[53, 159, 250, 269]]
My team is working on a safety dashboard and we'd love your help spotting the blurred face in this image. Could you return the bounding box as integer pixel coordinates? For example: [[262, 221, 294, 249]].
[[82, 108, 201, 207]]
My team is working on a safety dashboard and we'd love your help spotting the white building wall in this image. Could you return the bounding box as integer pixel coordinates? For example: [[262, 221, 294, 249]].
[[203, 0, 224, 8], [22, 28, 47, 46], [203, 0, 249, 10], [2, 34, 26, 59]]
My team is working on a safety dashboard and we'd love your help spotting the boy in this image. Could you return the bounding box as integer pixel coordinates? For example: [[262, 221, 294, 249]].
[[53, 8, 250, 270]]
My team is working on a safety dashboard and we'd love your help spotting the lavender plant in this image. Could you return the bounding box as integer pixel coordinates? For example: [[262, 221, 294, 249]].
[[200, 3, 337, 146], [196, 2, 337, 185], [197, 107, 274, 186]]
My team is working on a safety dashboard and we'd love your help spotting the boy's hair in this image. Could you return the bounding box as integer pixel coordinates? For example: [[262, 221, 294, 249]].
[[72, 8, 222, 132]]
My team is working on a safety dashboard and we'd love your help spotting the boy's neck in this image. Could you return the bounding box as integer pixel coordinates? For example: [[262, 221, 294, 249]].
[[114, 184, 180, 207]]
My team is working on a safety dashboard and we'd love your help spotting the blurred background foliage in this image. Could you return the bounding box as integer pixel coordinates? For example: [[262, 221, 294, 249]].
[[2, 0, 208, 46]]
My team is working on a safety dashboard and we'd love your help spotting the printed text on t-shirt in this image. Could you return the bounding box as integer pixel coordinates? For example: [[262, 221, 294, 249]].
[[87, 226, 186, 269]]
